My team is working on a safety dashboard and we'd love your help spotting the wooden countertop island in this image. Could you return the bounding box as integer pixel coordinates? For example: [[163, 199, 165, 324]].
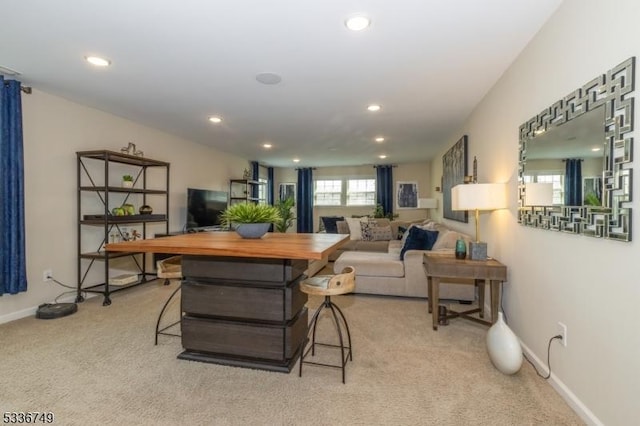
[[105, 231, 348, 260], [106, 231, 348, 372]]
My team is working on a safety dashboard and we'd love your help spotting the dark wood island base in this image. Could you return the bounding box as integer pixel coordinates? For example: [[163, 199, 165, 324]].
[[178, 255, 309, 372]]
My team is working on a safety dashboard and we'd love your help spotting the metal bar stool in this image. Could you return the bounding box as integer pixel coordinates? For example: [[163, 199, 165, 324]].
[[154, 256, 182, 344], [298, 266, 355, 383]]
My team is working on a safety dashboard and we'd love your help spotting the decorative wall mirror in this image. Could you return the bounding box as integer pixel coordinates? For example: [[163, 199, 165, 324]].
[[518, 57, 635, 241]]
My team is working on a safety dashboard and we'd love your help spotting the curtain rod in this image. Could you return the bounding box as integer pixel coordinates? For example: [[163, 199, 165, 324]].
[[372, 164, 397, 168], [2, 81, 32, 94]]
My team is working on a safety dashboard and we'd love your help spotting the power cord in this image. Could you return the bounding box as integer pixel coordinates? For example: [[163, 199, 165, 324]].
[[48, 275, 86, 304], [524, 335, 563, 379], [499, 285, 563, 380]]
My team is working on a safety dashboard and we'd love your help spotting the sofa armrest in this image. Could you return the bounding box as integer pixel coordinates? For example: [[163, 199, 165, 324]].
[[403, 250, 431, 295]]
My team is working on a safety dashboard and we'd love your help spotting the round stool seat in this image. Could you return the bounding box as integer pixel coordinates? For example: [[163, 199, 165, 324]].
[[300, 266, 355, 296]]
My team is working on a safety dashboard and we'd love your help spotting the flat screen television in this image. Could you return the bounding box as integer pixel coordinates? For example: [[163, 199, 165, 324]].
[[186, 188, 228, 230]]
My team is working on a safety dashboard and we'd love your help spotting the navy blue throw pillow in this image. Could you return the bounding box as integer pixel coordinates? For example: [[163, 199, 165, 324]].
[[400, 227, 439, 260], [321, 216, 344, 234]]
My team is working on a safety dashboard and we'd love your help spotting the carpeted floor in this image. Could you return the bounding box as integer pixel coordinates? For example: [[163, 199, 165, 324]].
[[0, 281, 583, 426]]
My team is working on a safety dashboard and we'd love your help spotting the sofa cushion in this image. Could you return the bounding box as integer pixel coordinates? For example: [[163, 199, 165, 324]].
[[432, 229, 471, 251], [354, 240, 389, 252], [370, 225, 393, 241], [336, 220, 350, 234], [360, 221, 393, 241], [400, 227, 439, 260], [334, 251, 405, 278], [345, 217, 367, 240], [320, 216, 344, 234]]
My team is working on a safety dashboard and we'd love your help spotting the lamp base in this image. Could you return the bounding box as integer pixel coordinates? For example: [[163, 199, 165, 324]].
[[469, 241, 488, 260]]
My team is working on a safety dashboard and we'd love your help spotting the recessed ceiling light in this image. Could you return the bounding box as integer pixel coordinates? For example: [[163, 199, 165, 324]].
[[345, 16, 370, 31], [378, 154, 387, 159], [85, 56, 111, 67], [367, 104, 381, 112], [591, 147, 601, 152], [263, 143, 272, 149], [375, 137, 385, 142], [208, 116, 222, 124], [293, 158, 300, 163]]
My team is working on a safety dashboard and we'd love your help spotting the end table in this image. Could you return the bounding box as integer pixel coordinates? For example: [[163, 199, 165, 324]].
[[423, 253, 507, 330]]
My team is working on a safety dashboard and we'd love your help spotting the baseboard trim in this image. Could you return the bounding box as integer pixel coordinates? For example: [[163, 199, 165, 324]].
[[0, 293, 94, 325], [520, 341, 603, 426]]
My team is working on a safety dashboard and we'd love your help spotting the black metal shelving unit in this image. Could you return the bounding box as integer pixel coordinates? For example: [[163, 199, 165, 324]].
[[77, 150, 170, 305], [229, 179, 263, 204]]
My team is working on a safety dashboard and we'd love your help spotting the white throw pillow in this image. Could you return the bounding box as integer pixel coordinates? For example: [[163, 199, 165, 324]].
[[345, 217, 367, 240]]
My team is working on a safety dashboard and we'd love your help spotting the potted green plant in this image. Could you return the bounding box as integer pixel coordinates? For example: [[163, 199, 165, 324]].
[[220, 202, 281, 238], [122, 174, 134, 188], [274, 197, 295, 233]]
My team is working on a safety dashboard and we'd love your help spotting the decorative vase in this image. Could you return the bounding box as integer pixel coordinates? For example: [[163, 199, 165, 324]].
[[122, 180, 133, 188], [455, 238, 467, 259], [139, 205, 153, 215], [234, 223, 271, 239], [486, 312, 523, 375]]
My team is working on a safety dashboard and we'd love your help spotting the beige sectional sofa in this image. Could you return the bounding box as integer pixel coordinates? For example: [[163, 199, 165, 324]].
[[332, 219, 475, 300]]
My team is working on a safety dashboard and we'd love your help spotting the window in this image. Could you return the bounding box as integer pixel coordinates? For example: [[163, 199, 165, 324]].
[[315, 180, 342, 206], [523, 173, 564, 205], [314, 178, 376, 206], [346, 179, 375, 206], [258, 177, 267, 203]]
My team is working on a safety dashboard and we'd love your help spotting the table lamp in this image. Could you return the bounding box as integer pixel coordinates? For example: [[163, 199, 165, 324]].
[[451, 183, 507, 260]]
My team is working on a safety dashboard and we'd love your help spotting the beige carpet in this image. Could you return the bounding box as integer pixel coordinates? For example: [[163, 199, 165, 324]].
[[0, 281, 582, 426]]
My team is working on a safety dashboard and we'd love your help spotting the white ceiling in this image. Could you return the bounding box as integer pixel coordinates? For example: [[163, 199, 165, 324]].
[[1, 0, 562, 168]]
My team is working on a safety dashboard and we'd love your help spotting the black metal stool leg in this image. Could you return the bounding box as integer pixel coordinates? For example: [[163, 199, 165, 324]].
[[330, 301, 353, 361], [299, 295, 353, 383], [299, 298, 325, 377], [154, 282, 182, 345], [327, 300, 348, 384]]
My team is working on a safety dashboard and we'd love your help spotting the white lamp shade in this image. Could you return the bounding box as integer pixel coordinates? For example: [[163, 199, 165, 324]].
[[451, 183, 507, 211], [418, 198, 438, 209], [524, 182, 553, 206]]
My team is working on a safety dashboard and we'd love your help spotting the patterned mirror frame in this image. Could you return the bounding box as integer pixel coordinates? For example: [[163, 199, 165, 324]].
[[518, 57, 635, 241]]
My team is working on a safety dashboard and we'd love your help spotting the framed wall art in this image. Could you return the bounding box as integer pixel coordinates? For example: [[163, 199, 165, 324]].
[[396, 181, 418, 209], [442, 135, 468, 222], [279, 182, 296, 203]]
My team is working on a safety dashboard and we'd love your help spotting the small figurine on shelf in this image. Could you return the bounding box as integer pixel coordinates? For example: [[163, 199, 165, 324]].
[[121, 142, 137, 156], [243, 168, 251, 179], [131, 229, 141, 241]]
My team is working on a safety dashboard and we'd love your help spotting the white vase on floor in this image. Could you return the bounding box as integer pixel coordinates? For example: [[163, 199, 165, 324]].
[[486, 312, 523, 375]]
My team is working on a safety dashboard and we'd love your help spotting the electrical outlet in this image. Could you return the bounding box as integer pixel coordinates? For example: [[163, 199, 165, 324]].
[[43, 269, 53, 282], [557, 322, 567, 347]]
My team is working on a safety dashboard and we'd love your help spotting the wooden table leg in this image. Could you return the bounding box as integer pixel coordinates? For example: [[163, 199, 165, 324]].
[[477, 279, 485, 319], [427, 276, 433, 314], [432, 277, 440, 330], [490, 280, 502, 324]]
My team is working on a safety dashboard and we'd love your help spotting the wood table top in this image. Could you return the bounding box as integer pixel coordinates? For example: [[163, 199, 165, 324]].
[[423, 253, 507, 280], [105, 231, 349, 260]]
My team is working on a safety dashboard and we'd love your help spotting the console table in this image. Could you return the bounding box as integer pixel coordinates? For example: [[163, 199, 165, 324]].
[[106, 232, 348, 372], [423, 254, 507, 331]]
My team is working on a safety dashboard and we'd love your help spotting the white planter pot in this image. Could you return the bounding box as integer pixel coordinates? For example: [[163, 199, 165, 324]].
[[122, 180, 134, 188], [486, 312, 523, 375]]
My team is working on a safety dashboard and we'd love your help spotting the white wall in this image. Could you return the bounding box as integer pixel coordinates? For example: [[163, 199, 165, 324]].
[[1, 89, 249, 322], [431, 1, 640, 424]]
